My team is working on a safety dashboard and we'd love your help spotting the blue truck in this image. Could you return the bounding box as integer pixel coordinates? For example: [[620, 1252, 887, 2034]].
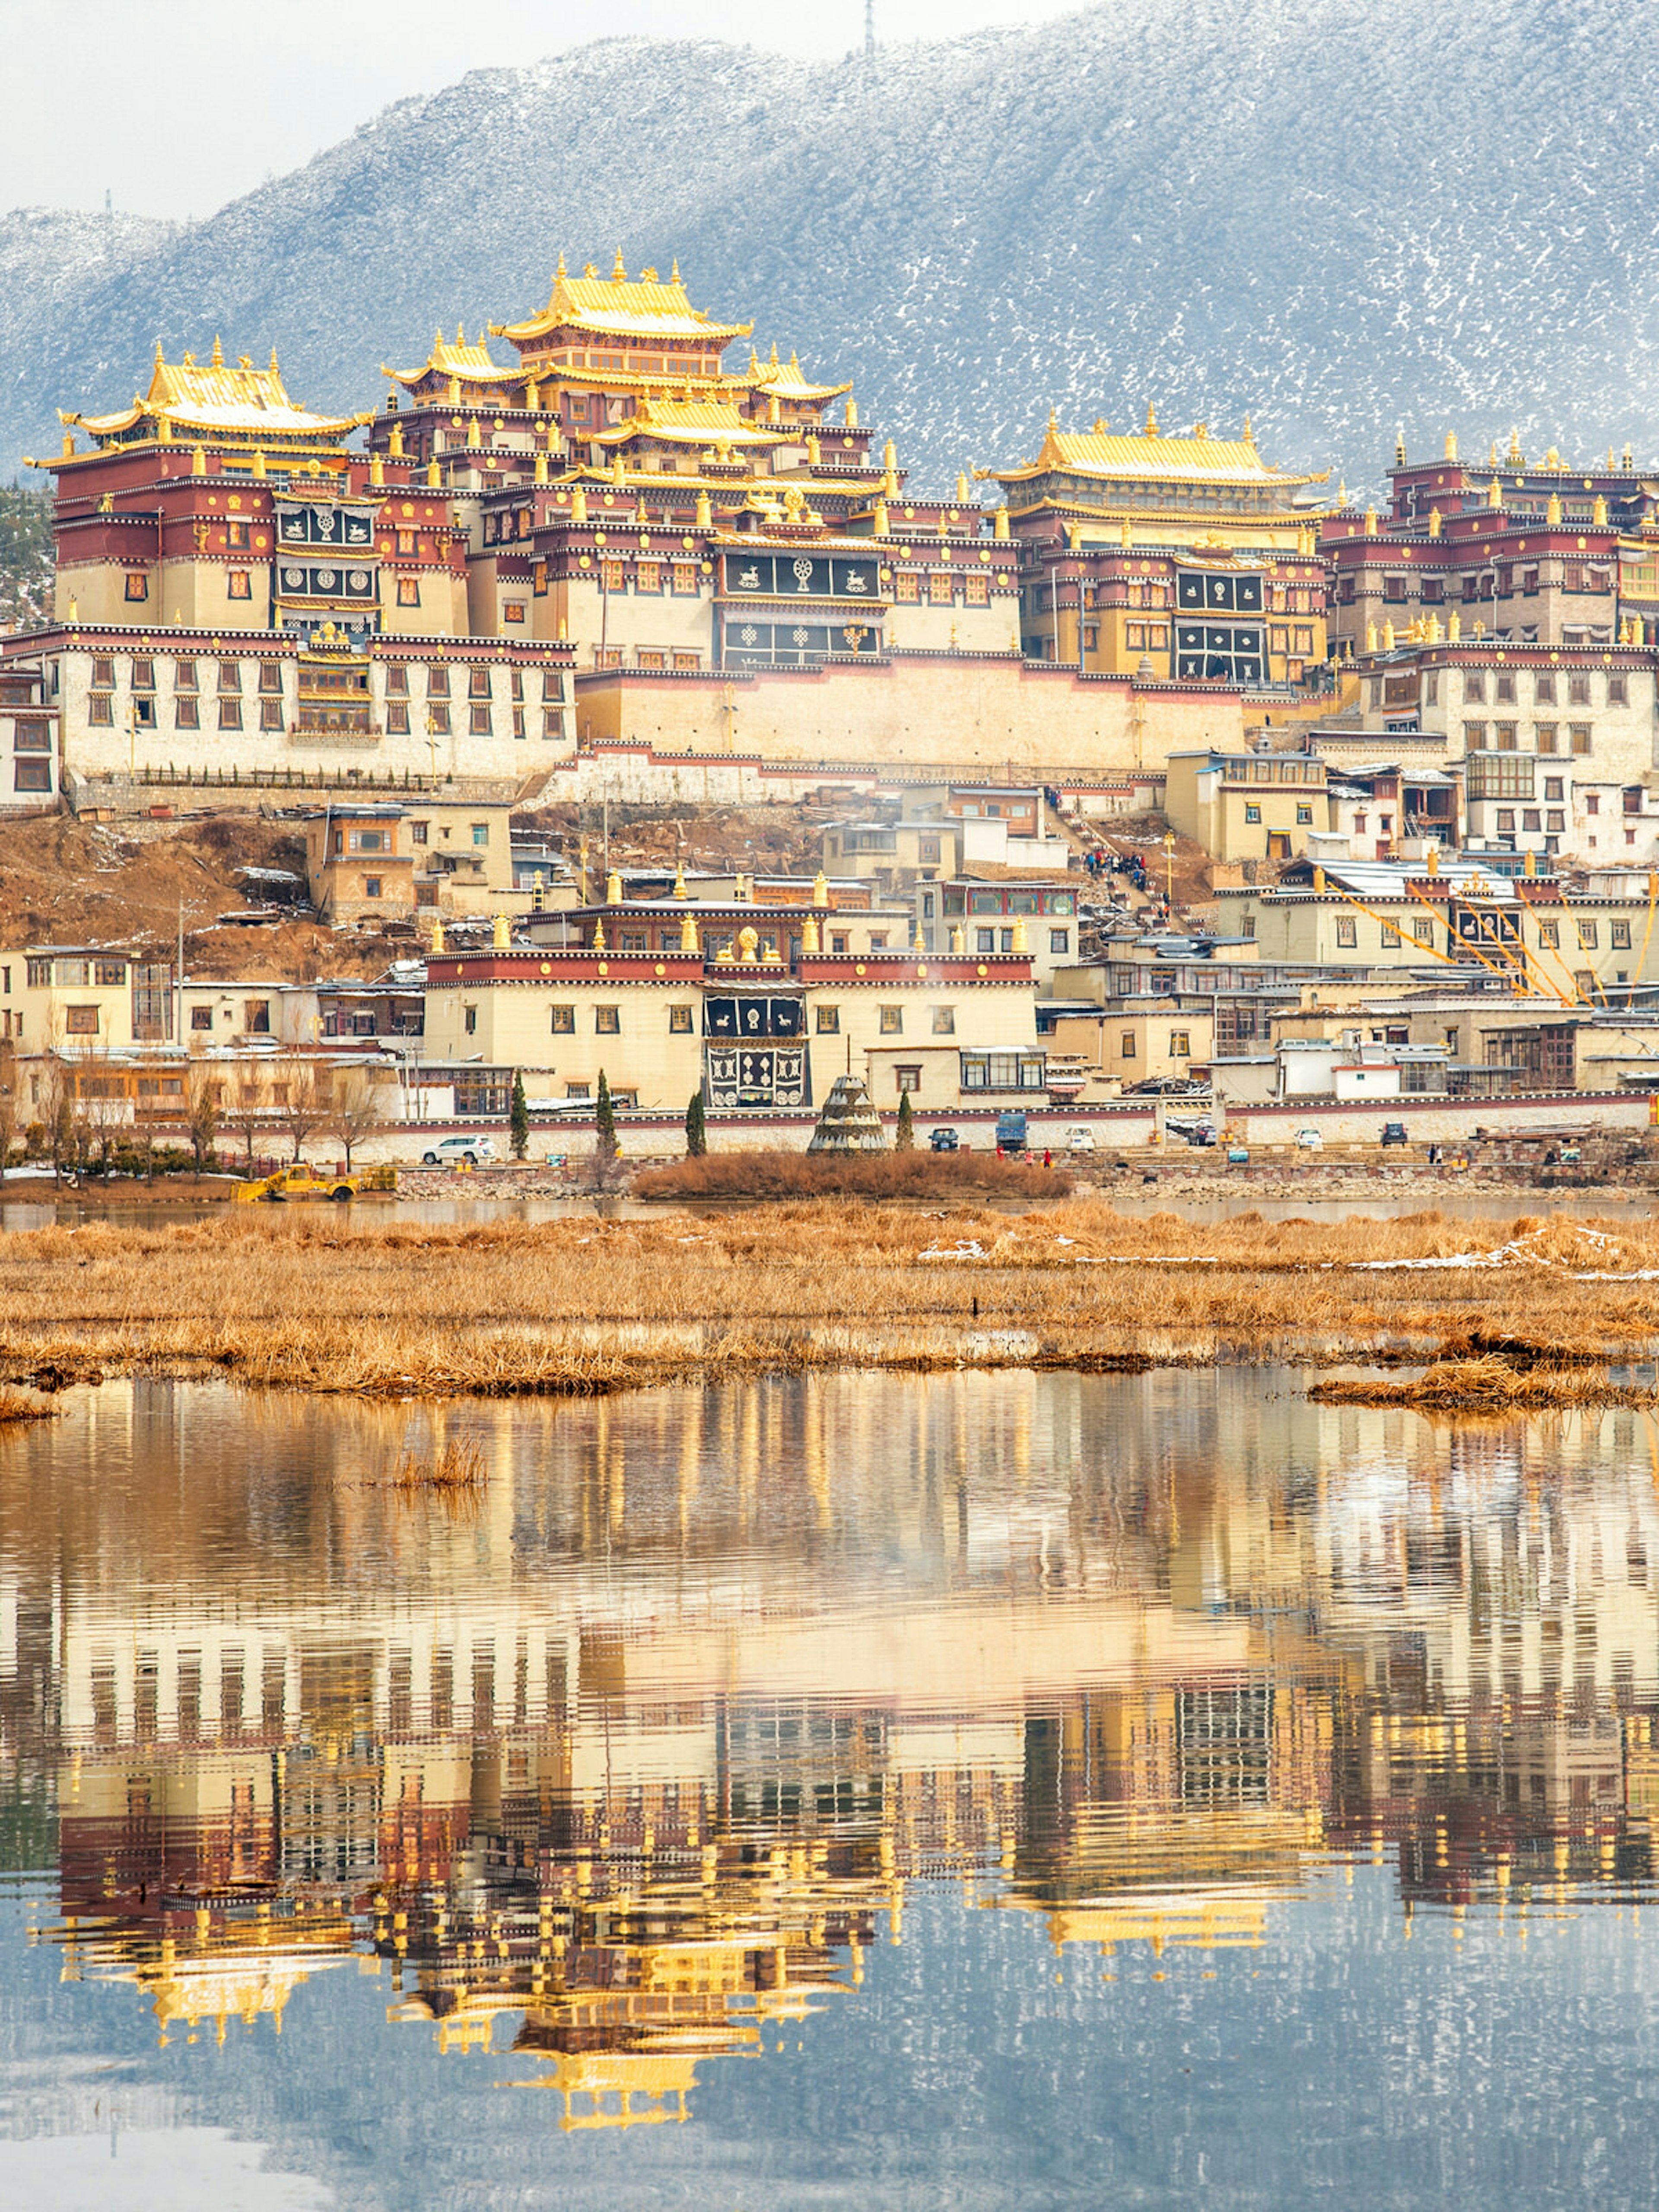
[[995, 1110, 1028, 1156]]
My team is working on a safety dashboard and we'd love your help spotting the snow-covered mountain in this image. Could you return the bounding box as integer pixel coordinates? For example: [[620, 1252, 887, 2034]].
[[4, 0, 1657, 493]]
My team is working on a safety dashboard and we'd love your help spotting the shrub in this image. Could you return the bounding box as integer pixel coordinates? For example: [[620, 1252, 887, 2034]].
[[634, 1149, 1073, 1201]]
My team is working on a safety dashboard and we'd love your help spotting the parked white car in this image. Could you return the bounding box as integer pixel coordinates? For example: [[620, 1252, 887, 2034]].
[[420, 1135, 500, 1167], [1065, 1127, 1097, 1154], [1294, 1128, 1324, 1151]]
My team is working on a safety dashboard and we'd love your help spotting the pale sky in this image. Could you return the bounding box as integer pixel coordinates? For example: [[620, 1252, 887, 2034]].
[[0, 0, 1084, 221]]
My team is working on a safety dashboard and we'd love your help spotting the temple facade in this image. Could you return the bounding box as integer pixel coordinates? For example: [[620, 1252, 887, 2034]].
[[980, 410, 1332, 688]]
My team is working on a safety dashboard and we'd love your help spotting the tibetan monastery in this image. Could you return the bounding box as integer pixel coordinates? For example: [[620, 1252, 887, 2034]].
[[981, 409, 1333, 687]]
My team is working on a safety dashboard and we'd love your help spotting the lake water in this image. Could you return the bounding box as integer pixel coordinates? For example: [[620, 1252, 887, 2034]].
[[3, 1370, 1659, 2209]]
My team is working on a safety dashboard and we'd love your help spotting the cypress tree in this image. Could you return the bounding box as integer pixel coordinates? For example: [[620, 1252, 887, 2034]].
[[509, 1069, 529, 1160], [895, 1088, 915, 1150], [595, 1068, 617, 1160], [685, 1089, 707, 1157]]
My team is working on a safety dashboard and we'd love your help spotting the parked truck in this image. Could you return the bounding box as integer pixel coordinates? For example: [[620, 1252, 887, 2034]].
[[995, 1110, 1028, 1157], [233, 1163, 397, 1204]]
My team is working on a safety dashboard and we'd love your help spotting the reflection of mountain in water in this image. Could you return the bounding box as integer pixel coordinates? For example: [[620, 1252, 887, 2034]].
[[6, 1372, 1659, 2128]]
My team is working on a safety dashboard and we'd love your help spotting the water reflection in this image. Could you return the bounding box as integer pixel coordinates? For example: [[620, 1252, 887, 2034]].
[[4, 1373, 1659, 2199]]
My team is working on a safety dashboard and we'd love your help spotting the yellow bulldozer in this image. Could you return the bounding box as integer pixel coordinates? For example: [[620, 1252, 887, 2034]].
[[233, 1163, 397, 1204]]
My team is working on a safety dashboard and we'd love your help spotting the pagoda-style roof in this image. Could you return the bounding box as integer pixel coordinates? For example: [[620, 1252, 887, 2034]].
[[384, 327, 524, 391], [747, 346, 852, 404], [66, 337, 369, 447], [493, 253, 752, 349], [982, 412, 1328, 491], [591, 397, 782, 451]]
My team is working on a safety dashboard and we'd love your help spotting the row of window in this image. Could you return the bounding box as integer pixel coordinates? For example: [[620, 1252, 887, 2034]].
[[1113, 1032, 1192, 1057], [85, 656, 563, 701], [517, 1002, 974, 1037], [1329, 909, 1626, 950], [1464, 722, 1593, 753], [1376, 566, 1615, 602], [892, 573, 994, 606], [1462, 669, 1619, 706]]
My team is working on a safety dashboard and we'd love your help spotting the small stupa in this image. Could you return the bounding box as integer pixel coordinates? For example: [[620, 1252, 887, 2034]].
[[807, 1074, 887, 1154]]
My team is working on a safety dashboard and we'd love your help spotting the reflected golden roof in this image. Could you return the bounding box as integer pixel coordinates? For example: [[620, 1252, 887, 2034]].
[[985, 413, 1327, 490], [385, 327, 524, 390], [591, 397, 781, 451], [67, 337, 369, 445], [494, 254, 752, 348]]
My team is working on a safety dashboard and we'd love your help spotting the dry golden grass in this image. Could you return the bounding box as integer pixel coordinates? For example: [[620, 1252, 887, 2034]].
[[389, 1437, 486, 1491], [634, 1150, 1072, 1200], [1309, 1354, 1656, 1412], [0, 1201, 1656, 1398], [0, 1385, 57, 1424]]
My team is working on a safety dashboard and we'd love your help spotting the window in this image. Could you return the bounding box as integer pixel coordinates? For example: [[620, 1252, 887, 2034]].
[[594, 1005, 620, 1033], [1049, 928, 1070, 953], [387, 702, 410, 734], [175, 697, 200, 729], [1495, 723, 1517, 750], [130, 658, 154, 692], [1571, 726, 1592, 755], [1496, 671, 1516, 703], [600, 559, 625, 593], [13, 760, 50, 791], [1296, 805, 1313, 824], [1548, 810, 1566, 832], [471, 823, 489, 846], [816, 1005, 840, 1033], [1586, 794, 1600, 816], [565, 1081, 590, 1100], [1570, 674, 1592, 706], [428, 703, 451, 734], [1613, 920, 1632, 949], [397, 578, 421, 607], [65, 1005, 99, 1035], [879, 1005, 903, 1034], [1463, 671, 1486, 703], [1463, 722, 1487, 748], [503, 601, 526, 626], [636, 560, 661, 594], [363, 876, 381, 898], [1412, 916, 1434, 947], [1523, 809, 1542, 832], [669, 1004, 693, 1033], [895, 1065, 923, 1094], [227, 570, 251, 601], [190, 1006, 213, 1031], [175, 658, 197, 690], [549, 1005, 574, 1033], [469, 707, 491, 734], [1537, 724, 1558, 753], [1496, 807, 1516, 833], [965, 572, 990, 606], [1578, 921, 1599, 950], [1545, 777, 1564, 801], [1382, 574, 1407, 602], [976, 928, 996, 953], [88, 694, 114, 726], [260, 699, 283, 731], [1120, 1032, 1137, 1058], [672, 563, 698, 595], [469, 668, 491, 699], [426, 666, 450, 696], [1170, 1031, 1191, 1056], [1334, 915, 1357, 948], [124, 571, 148, 601], [218, 699, 242, 731], [464, 1005, 477, 1035], [1244, 803, 1261, 824], [928, 573, 954, 607], [1533, 670, 1557, 706], [1609, 674, 1629, 705], [894, 572, 920, 602], [931, 1005, 955, 1035]]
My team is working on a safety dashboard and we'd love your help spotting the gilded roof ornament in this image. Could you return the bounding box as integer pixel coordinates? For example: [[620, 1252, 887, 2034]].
[[1144, 401, 1158, 435], [612, 248, 627, 280], [1428, 505, 1442, 537], [1445, 430, 1458, 460], [211, 334, 223, 367], [1487, 475, 1502, 509]]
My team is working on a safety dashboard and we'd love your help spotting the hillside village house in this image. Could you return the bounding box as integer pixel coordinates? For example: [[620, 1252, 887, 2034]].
[[299, 794, 520, 922]]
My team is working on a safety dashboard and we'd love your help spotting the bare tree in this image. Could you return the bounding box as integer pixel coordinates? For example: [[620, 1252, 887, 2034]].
[[273, 1054, 330, 1164], [327, 1069, 387, 1172], [186, 1051, 223, 1176], [0, 1040, 20, 1170], [222, 1084, 270, 1177]]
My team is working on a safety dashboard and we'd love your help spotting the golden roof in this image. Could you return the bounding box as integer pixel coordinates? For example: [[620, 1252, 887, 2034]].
[[591, 397, 781, 451], [747, 345, 852, 404], [68, 336, 368, 445], [984, 415, 1326, 490], [493, 253, 752, 349], [384, 326, 524, 390]]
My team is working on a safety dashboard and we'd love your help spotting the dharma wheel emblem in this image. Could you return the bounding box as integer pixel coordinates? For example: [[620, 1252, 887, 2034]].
[[793, 557, 814, 590]]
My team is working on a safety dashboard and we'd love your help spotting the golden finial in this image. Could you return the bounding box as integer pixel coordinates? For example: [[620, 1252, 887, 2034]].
[[252, 447, 267, 477], [950, 925, 965, 953], [369, 452, 384, 486], [813, 868, 829, 906], [994, 506, 1009, 541], [671, 257, 680, 281], [1593, 493, 1608, 525], [873, 497, 889, 535], [426, 460, 441, 488], [534, 451, 548, 485], [456, 320, 464, 346], [269, 343, 279, 373], [572, 486, 588, 523], [1120, 515, 1131, 547], [210, 334, 223, 368], [1487, 475, 1501, 509], [1011, 914, 1029, 953], [1546, 489, 1563, 524], [673, 858, 687, 899], [557, 617, 568, 642], [153, 336, 164, 365], [60, 430, 74, 458], [1363, 505, 1378, 535], [606, 868, 622, 905], [592, 918, 605, 950], [492, 912, 509, 950], [1395, 429, 1406, 465], [1508, 426, 1522, 464], [1366, 620, 1378, 651], [1488, 441, 1498, 464], [636, 493, 648, 522], [556, 252, 567, 278], [1068, 521, 1082, 550], [1428, 505, 1442, 537], [845, 396, 858, 429], [1426, 611, 1441, 642], [1144, 401, 1158, 436], [955, 470, 969, 502], [807, 431, 821, 465], [695, 489, 711, 529], [1382, 616, 1396, 650], [429, 915, 444, 954], [679, 912, 698, 953], [769, 341, 779, 368], [801, 914, 819, 953], [584, 262, 597, 278], [1338, 478, 1347, 505], [1243, 413, 1253, 441], [1524, 845, 1537, 878], [466, 415, 481, 450], [612, 248, 626, 280], [1447, 608, 1461, 641], [191, 444, 206, 475], [1445, 430, 1458, 461]]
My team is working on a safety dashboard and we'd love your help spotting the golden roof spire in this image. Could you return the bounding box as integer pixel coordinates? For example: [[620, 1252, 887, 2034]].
[[154, 336, 164, 365], [612, 248, 626, 281], [845, 396, 858, 428], [695, 488, 711, 528], [269, 343, 279, 372], [770, 341, 779, 367], [1047, 408, 1058, 435], [1395, 428, 1406, 465], [556, 252, 567, 278], [1144, 401, 1158, 436], [1546, 489, 1563, 524], [1445, 430, 1458, 460], [1243, 413, 1253, 442], [671, 257, 680, 281], [1487, 474, 1502, 509], [994, 505, 1009, 540], [211, 334, 223, 368], [456, 320, 465, 345]]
